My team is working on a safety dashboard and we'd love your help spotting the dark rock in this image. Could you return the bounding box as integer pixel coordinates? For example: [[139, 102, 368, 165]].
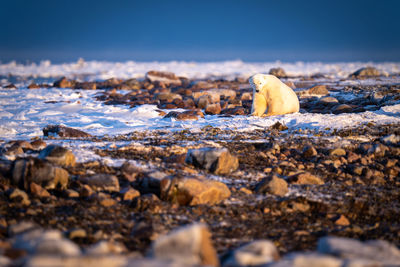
[[43, 125, 92, 138], [4, 83, 17, 89], [185, 147, 239, 175], [221, 107, 246, 116], [331, 104, 354, 114], [30, 140, 47, 151], [28, 83, 40, 89], [302, 145, 317, 158]]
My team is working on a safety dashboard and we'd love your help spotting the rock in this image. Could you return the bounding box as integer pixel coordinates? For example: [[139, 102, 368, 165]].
[[223, 240, 279, 266], [307, 85, 329, 96], [68, 228, 87, 239], [53, 77, 74, 88], [9, 188, 31, 205], [120, 162, 141, 182], [28, 83, 40, 89], [317, 237, 400, 264], [196, 94, 212, 109], [160, 177, 231, 206], [155, 92, 182, 102], [332, 104, 354, 114], [137, 171, 169, 195], [255, 175, 288, 196], [205, 103, 222, 115], [146, 70, 182, 86], [220, 107, 246, 116], [302, 145, 317, 158], [164, 110, 204, 121], [335, 215, 350, 226], [319, 96, 339, 105], [269, 67, 287, 77], [3, 144, 24, 158], [330, 148, 346, 157], [8, 221, 38, 236], [8, 140, 33, 151], [287, 172, 324, 185], [12, 228, 81, 256], [292, 253, 343, 267], [80, 184, 94, 197], [64, 189, 79, 198], [367, 143, 389, 157], [12, 158, 69, 190], [151, 223, 219, 267], [29, 182, 51, 198], [79, 174, 120, 192], [120, 187, 140, 201], [43, 125, 92, 138], [30, 140, 47, 150], [4, 83, 17, 89], [185, 147, 239, 175], [99, 198, 117, 207], [193, 89, 236, 103], [350, 67, 381, 78], [241, 92, 252, 101], [381, 134, 400, 146], [38, 145, 76, 167], [85, 240, 127, 255]]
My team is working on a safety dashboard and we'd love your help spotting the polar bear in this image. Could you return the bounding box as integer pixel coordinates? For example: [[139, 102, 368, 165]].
[[250, 74, 299, 116]]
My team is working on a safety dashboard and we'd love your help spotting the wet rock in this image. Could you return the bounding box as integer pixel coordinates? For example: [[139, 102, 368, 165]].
[[255, 175, 288, 196], [160, 177, 231, 206], [43, 125, 92, 138], [317, 237, 400, 264], [205, 103, 222, 115], [302, 145, 317, 158], [151, 223, 219, 267], [381, 134, 400, 146], [146, 70, 182, 86], [185, 147, 239, 175], [350, 67, 382, 78], [223, 240, 279, 266], [85, 240, 127, 255], [13, 158, 69, 190], [269, 67, 287, 78], [329, 148, 346, 157], [9, 188, 31, 205], [53, 77, 74, 88], [38, 145, 76, 167], [29, 182, 51, 198], [12, 228, 81, 256], [287, 172, 324, 185], [307, 85, 329, 96], [79, 174, 120, 192]]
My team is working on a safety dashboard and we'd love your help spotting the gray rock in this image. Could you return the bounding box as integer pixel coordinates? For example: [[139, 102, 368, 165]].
[[185, 147, 239, 175], [317, 237, 400, 264], [150, 223, 219, 267], [222, 240, 279, 266], [79, 174, 120, 192], [38, 145, 76, 167]]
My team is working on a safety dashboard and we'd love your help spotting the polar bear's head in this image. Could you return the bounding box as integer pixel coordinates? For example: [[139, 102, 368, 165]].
[[249, 74, 275, 93]]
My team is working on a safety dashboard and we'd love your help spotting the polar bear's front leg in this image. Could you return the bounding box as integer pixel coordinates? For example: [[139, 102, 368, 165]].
[[251, 92, 267, 116]]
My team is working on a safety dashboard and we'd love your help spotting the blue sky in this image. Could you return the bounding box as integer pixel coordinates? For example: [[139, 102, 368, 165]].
[[1, 0, 399, 62]]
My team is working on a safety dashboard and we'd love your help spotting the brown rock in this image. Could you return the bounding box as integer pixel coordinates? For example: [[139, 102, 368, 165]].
[[99, 198, 117, 207], [302, 145, 317, 158], [3, 144, 24, 157], [185, 147, 239, 175], [160, 177, 231, 206], [269, 67, 287, 77], [53, 77, 74, 88], [350, 67, 381, 78], [221, 107, 246, 116], [28, 83, 40, 89], [79, 174, 120, 192], [288, 172, 324, 185], [75, 82, 97, 90], [121, 187, 140, 201], [205, 103, 221, 115], [307, 85, 329, 95], [64, 189, 79, 198], [52, 167, 69, 189], [196, 95, 212, 109], [332, 104, 354, 114], [330, 148, 346, 157], [146, 70, 182, 86], [43, 125, 92, 138], [9, 188, 30, 205], [4, 83, 17, 89], [255, 175, 288, 196], [29, 182, 51, 198], [120, 162, 141, 182], [335, 215, 350, 226], [241, 92, 252, 101], [164, 110, 204, 121], [38, 145, 76, 167], [30, 140, 47, 150], [80, 184, 94, 197]]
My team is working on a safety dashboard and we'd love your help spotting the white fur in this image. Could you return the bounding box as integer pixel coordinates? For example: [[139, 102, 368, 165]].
[[250, 74, 299, 116]]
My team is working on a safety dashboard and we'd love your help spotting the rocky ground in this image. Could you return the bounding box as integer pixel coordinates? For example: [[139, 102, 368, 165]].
[[0, 66, 400, 266]]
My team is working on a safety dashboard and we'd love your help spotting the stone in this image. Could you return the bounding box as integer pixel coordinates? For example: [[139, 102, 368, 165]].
[[220, 107, 246, 116], [350, 67, 381, 78], [8, 221, 38, 236], [185, 147, 239, 175], [330, 148, 346, 157], [319, 96, 339, 105], [30, 182, 51, 198], [287, 172, 324, 185], [38, 145, 76, 167], [223, 240, 279, 266], [80, 184, 94, 197], [3, 144, 24, 158], [64, 189, 79, 198], [164, 110, 204, 121], [53, 77, 74, 88], [255, 175, 288, 196], [30, 140, 47, 150], [28, 83, 40, 89], [205, 103, 222, 115], [121, 187, 140, 201], [68, 228, 87, 239], [120, 162, 141, 182], [146, 70, 182, 86], [8, 140, 33, 151], [43, 125, 92, 138], [292, 253, 342, 267], [99, 198, 117, 207], [335, 215, 350, 226], [381, 134, 400, 146], [160, 177, 231, 206], [367, 143, 388, 157], [4, 83, 17, 89], [332, 104, 354, 114], [151, 223, 219, 267], [269, 67, 287, 77], [241, 92, 252, 101], [302, 145, 317, 158], [307, 85, 329, 96], [317, 237, 400, 264], [85, 240, 127, 255], [156, 92, 182, 102], [9, 188, 30, 205], [79, 174, 120, 192], [196, 94, 212, 109], [12, 228, 81, 256]]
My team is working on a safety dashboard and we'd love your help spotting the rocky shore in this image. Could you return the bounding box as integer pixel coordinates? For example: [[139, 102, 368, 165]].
[[0, 67, 399, 266]]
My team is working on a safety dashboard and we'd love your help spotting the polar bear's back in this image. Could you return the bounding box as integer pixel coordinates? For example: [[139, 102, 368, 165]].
[[263, 75, 299, 115]]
